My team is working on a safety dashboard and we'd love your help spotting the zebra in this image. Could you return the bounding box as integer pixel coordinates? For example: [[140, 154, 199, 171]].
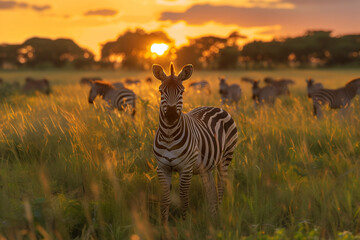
[[242, 77, 283, 106], [152, 63, 238, 225], [264, 77, 295, 96], [88, 80, 136, 116], [80, 77, 102, 85], [189, 80, 211, 94], [23, 77, 51, 95], [311, 78, 360, 118], [306, 78, 324, 98], [219, 77, 242, 105]]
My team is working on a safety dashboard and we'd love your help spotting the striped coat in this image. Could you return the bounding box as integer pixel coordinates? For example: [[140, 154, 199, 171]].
[[153, 63, 238, 225], [88, 80, 136, 116], [311, 78, 360, 118]]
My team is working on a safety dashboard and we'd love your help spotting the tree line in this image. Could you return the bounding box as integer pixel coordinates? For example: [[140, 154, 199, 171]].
[[1, 29, 360, 70]]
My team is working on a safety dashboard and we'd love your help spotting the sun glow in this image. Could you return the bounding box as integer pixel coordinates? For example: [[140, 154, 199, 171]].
[[151, 43, 169, 56]]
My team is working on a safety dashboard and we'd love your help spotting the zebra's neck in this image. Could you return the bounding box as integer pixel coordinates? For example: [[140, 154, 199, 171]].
[[158, 111, 184, 138], [101, 87, 115, 100], [345, 85, 357, 99]]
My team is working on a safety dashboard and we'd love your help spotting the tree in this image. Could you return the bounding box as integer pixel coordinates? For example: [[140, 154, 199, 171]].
[[101, 28, 173, 69]]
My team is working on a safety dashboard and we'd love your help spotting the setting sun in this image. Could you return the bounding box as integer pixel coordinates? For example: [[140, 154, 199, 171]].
[[151, 43, 169, 56]]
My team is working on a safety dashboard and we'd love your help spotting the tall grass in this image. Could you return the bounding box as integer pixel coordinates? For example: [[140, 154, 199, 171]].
[[1, 69, 360, 239]]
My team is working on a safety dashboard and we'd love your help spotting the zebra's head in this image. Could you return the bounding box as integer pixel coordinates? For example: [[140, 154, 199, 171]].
[[152, 63, 193, 124], [88, 80, 112, 104]]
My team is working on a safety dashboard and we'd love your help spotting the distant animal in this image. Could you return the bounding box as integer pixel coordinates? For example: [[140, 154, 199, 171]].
[[112, 82, 124, 89], [242, 77, 284, 106], [146, 77, 153, 83], [152, 63, 238, 226], [306, 78, 324, 98], [311, 78, 360, 118], [219, 77, 242, 105], [88, 80, 136, 116], [264, 77, 295, 96], [125, 78, 140, 85], [23, 77, 51, 95], [189, 80, 211, 93], [80, 77, 102, 85]]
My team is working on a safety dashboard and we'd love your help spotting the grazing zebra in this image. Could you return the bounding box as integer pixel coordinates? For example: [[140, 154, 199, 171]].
[[311, 78, 360, 118], [306, 78, 324, 98], [88, 80, 136, 116], [264, 77, 295, 96], [125, 78, 141, 85], [189, 80, 211, 93], [23, 77, 51, 95], [219, 77, 242, 105], [242, 77, 283, 106], [80, 77, 102, 85], [153, 63, 238, 225]]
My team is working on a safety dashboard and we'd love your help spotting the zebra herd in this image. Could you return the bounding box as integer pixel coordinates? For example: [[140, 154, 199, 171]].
[[1, 65, 360, 225]]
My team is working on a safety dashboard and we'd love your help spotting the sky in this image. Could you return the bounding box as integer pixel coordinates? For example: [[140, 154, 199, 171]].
[[1, 0, 360, 58]]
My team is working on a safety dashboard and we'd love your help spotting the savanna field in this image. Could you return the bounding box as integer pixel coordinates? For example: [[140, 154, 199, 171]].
[[1, 68, 360, 239]]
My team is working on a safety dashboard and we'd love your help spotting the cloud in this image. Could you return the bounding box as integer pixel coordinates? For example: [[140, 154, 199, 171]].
[[31, 4, 51, 12], [0, 0, 51, 11], [84, 9, 118, 17], [159, 4, 360, 35]]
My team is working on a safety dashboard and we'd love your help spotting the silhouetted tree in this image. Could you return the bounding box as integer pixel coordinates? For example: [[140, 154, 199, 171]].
[[101, 28, 173, 69]]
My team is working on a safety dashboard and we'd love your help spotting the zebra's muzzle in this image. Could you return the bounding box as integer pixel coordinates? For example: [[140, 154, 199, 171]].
[[165, 105, 180, 123]]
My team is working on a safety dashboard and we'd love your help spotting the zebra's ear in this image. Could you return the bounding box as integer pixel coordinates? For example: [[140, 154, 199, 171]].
[[178, 64, 193, 82], [152, 64, 167, 81]]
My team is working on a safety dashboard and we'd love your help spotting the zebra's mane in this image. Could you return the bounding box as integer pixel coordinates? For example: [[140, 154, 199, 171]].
[[345, 78, 360, 87]]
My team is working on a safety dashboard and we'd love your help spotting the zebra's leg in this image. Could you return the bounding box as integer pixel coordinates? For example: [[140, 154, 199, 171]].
[[179, 169, 193, 220], [217, 157, 232, 204], [157, 167, 172, 225], [200, 171, 219, 219]]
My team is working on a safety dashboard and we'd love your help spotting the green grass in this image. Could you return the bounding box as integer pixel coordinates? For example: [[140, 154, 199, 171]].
[[1, 69, 360, 239]]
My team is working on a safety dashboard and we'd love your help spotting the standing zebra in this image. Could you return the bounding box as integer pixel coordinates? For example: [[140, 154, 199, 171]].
[[242, 77, 282, 106], [306, 78, 324, 98], [23, 77, 51, 95], [152, 63, 238, 225], [311, 78, 360, 118], [189, 80, 211, 94], [88, 80, 136, 116], [264, 77, 295, 96], [219, 77, 242, 105]]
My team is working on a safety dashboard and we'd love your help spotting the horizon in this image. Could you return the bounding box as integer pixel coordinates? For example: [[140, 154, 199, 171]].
[[1, 0, 360, 59]]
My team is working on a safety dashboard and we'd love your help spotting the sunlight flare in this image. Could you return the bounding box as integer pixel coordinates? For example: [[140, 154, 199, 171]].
[[150, 43, 169, 56]]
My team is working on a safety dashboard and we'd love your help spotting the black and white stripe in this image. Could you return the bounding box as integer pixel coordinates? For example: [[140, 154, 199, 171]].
[[88, 80, 136, 116], [311, 78, 360, 118], [153, 63, 238, 225]]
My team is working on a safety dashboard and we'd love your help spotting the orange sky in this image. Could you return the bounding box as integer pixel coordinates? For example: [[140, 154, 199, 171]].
[[1, 0, 359, 58]]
